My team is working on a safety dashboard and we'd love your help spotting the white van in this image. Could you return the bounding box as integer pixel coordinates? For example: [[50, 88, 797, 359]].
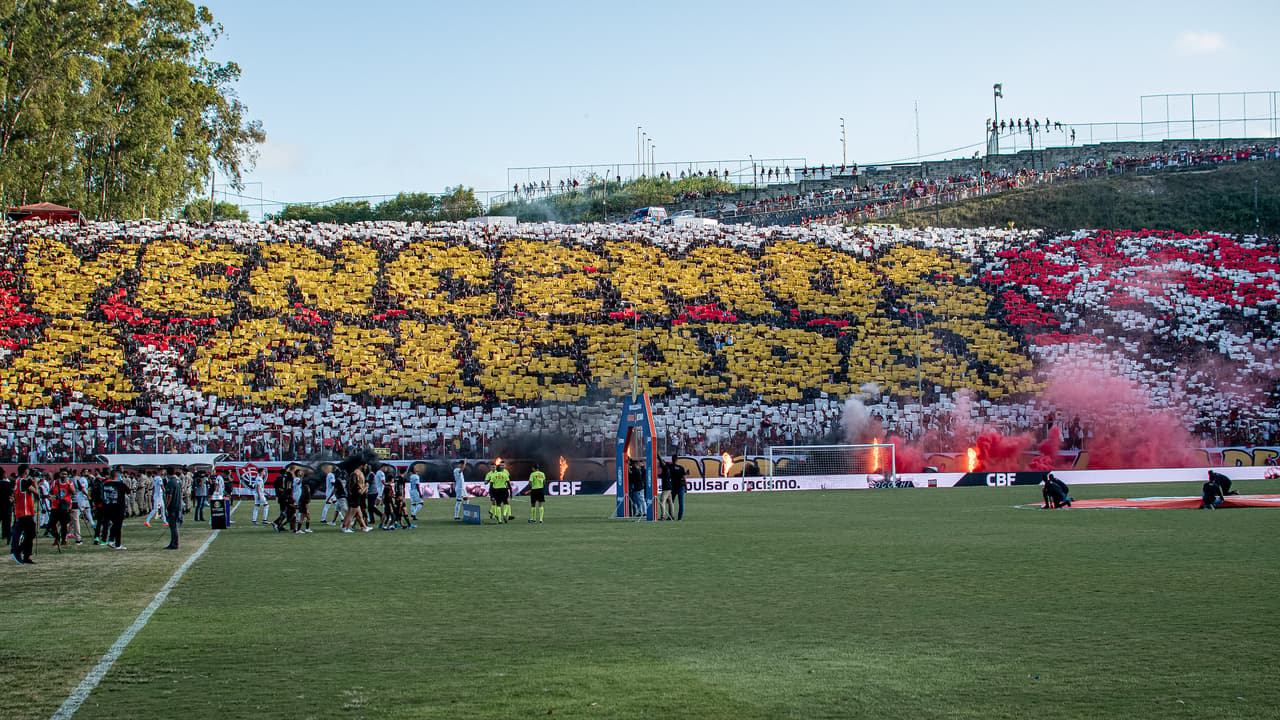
[[628, 206, 668, 224]]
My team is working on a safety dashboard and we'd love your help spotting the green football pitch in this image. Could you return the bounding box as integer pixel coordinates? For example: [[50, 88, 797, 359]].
[[3, 481, 1278, 720]]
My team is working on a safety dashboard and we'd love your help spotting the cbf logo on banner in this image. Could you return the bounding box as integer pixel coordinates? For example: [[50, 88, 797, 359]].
[[952, 472, 1048, 487]]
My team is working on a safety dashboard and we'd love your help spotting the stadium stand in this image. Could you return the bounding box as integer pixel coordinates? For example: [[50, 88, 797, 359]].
[[0, 201, 1277, 463]]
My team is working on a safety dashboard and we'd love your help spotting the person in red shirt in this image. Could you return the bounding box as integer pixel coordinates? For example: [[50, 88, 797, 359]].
[[49, 471, 75, 547], [10, 464, 38, 564]]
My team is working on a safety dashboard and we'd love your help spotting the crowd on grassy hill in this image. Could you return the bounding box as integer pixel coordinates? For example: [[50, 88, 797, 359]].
[[0, 217, 1276, 465], [714, 143, 1280, 228]]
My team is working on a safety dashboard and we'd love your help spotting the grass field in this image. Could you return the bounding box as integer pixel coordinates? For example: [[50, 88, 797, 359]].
[[3, 481, 1279, 720]]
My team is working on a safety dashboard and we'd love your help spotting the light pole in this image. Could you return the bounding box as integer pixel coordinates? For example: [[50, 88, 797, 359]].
[[641, 131, 647, 177], [840, 117, 846, 167], [749, 154, 756, 191], [992, 83, 1003, 155], [901, 303, 922, 407], [621, 301, 639, 400], [636, 126, 642, 178]]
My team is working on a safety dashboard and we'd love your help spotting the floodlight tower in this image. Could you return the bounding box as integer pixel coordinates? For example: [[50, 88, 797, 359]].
[[992, 83, 1004, 155], [840, 117, 847, 166]]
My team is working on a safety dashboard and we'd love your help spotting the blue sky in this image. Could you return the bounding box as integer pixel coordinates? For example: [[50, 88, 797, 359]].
[[202, 0, 1280, 210]]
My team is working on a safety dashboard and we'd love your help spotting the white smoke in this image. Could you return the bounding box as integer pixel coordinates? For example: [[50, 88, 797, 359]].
[[842, 383, 882, 443]]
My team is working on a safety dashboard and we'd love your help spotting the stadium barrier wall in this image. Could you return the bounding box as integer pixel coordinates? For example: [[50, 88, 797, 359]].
[[4, 458, 1272, 498], [222, 462, 1278, 498]]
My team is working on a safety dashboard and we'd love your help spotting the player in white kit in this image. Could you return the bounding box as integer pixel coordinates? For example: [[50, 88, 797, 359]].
[[72, 473, 94, 543], [408, 468, 422, 523], [143, 472, 166, 527], [319, 469, 337, 524], [452, 460, 467, 520], [250, 471, 269, 524]]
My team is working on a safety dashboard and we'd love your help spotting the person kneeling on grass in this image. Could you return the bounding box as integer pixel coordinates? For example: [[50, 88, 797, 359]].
[[1208, 470, 1238, 497], [1042, 473, 1072, 509], [1202, 473, 1227, 509]]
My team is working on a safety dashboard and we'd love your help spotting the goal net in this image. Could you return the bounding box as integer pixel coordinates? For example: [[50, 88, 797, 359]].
[[766, 443, 896, 481]]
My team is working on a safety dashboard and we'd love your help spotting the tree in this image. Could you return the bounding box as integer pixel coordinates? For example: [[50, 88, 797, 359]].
[[435, 186, 483, 221], [273, 201, 374, 224], [180, 198, 248, 222], [0, 0, 264, 219], [374, 192, 441, 223]]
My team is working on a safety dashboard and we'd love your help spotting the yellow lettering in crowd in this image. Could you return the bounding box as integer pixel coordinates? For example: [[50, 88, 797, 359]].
[[845, 316, 950, 394], [902, 285, 993, 320], [602, 241, 672, 313], [675, 246, 773, 317], [714, 323, 847, 401], [761, 240, 878, 316], [385, 240, 494, 316], [193, 318, 326, 406], [944, 318, 1038, 398], [576, 323, 722, 398], [878, 246, 970, 286], [23, 238, 134, 316], [135, 241, 243, 316], [468, 319, 585, 402], [503, 239, 604, 316], [0, 319, 137, 408], [250, 242, 378, 314], [329, 321, 477, 403]]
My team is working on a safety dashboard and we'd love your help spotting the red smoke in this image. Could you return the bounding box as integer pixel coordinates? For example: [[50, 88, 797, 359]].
[[1027, 432, 1061, 471], [1041, 360, 1197, 469], [974, 430, 1032, 472], [888, 435, 926, 473]]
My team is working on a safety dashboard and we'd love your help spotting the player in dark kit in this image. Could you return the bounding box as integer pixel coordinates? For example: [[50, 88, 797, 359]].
[[273, 470, 296, 533], [295, 474, 313, 534], [163, 471, 183, 549], [100, 472, 131, 550]]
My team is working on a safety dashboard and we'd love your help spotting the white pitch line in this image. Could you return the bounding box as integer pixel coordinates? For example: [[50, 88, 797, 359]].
[[49, 503, 237, 720]]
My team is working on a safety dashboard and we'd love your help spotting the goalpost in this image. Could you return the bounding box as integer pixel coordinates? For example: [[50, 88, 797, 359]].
[[766, 443, 897, 483]]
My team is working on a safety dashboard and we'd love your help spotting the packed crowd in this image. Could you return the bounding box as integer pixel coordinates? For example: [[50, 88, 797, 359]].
[[0, 215, 1276, 465]]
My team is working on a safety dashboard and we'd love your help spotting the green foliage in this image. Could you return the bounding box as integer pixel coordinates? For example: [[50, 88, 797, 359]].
[[179, 198, 248, 222], [274, 200, 374, 224], [885, 161, 1280, 235], [491, 173, 737, 223], [271, 186, 485, 224], [0, 0, 264, 220]]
